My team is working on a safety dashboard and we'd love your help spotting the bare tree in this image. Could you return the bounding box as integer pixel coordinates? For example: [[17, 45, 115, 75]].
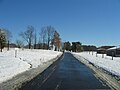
[[16, 39, 24, 48], [46, 26, 55, 49], [20, 25, 34, 49], [39, 26, 60, 50], [4, 29, 12, 51], [51, 31, 61, 51], [38, 37, 41, 49], [34, 29, 37, 49], [39, 27, 47, 49]]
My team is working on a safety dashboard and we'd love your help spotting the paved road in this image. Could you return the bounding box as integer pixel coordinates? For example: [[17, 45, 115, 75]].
[[20, 53, 111, 90]]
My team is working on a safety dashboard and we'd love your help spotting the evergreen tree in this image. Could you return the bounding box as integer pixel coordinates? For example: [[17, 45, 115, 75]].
[[0, 29, 6, 52], [64, 41, 71, 51], [72, 42, 83, 52]]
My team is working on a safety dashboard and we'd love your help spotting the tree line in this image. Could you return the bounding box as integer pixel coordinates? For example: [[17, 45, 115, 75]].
[[0, 25, 61, 52], [63, 41, 97, 52], [63, 41, 83, 52], [0, 29, 11, 52]]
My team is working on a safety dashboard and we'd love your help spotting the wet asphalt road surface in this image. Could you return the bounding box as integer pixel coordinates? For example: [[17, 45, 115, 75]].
[[20, 53, 111, 90]]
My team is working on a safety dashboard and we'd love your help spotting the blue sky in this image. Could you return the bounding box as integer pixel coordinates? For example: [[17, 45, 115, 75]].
[[0, 0, 120, 46]]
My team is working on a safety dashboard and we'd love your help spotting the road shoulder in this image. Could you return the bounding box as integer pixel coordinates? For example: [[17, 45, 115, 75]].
[[0, 54, 63, 90], [72, 53, 120, 90]]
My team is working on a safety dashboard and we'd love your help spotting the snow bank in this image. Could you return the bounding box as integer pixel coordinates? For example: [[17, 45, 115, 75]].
[[0, 49, 62, 83], [72, 52, 120, 77], [18, 49, 62, 68]]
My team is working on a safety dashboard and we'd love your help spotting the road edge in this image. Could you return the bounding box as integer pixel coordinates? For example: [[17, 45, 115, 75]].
[[72, 53, 120, 90], [0, 53, 63, 90]]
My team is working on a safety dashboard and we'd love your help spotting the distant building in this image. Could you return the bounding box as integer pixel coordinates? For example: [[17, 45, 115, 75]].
[[97, 48, 106, 54], [9, 43, 17, 48], [24, 45, 33, 49], [5, 43, 17, 48], [99, 46, 115, 50], [82, 45, 97, 51], [97, 46, 115, 54], [106, 46, 120, 57]]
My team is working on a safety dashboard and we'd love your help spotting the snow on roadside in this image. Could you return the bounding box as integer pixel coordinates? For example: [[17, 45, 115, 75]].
[[0, 49, 62, 83], [72, 52, 120, 77], [18, 49, 62, 68]]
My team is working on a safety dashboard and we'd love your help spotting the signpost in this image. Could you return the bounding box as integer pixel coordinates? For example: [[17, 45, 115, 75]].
[[15, 48, 19, 58]]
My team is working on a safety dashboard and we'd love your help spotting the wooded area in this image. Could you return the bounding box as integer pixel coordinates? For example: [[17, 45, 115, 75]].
[[0, 25, 61, 52]]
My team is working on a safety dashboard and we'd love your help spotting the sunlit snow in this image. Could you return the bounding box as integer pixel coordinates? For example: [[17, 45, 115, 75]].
[[0, 48, 62, 83], [72, 52, 120, 77]]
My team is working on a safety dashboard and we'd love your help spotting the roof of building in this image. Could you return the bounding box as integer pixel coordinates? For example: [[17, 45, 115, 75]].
[[97, 48, 106, 50], [107, 46, 120, 50]]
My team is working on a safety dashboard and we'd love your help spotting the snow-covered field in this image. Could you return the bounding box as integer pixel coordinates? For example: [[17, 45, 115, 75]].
[[0, 48, 62, 83], [72, 52, 120, 77]]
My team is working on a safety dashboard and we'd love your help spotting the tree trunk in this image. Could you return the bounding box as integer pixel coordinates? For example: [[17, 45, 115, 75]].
[[7, 40, 9, 51], [29, 43, 31, 49], [1, 43, 2, 52], [48, 38, 50, 50], [29, 39, 31, 49]]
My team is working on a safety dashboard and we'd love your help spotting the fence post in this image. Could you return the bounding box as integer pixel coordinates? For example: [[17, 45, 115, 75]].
[[96, 52, 97, 57], [102, 53, 104, 58], [112, 52, 114, 60], [15, 48, 19, 58]]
